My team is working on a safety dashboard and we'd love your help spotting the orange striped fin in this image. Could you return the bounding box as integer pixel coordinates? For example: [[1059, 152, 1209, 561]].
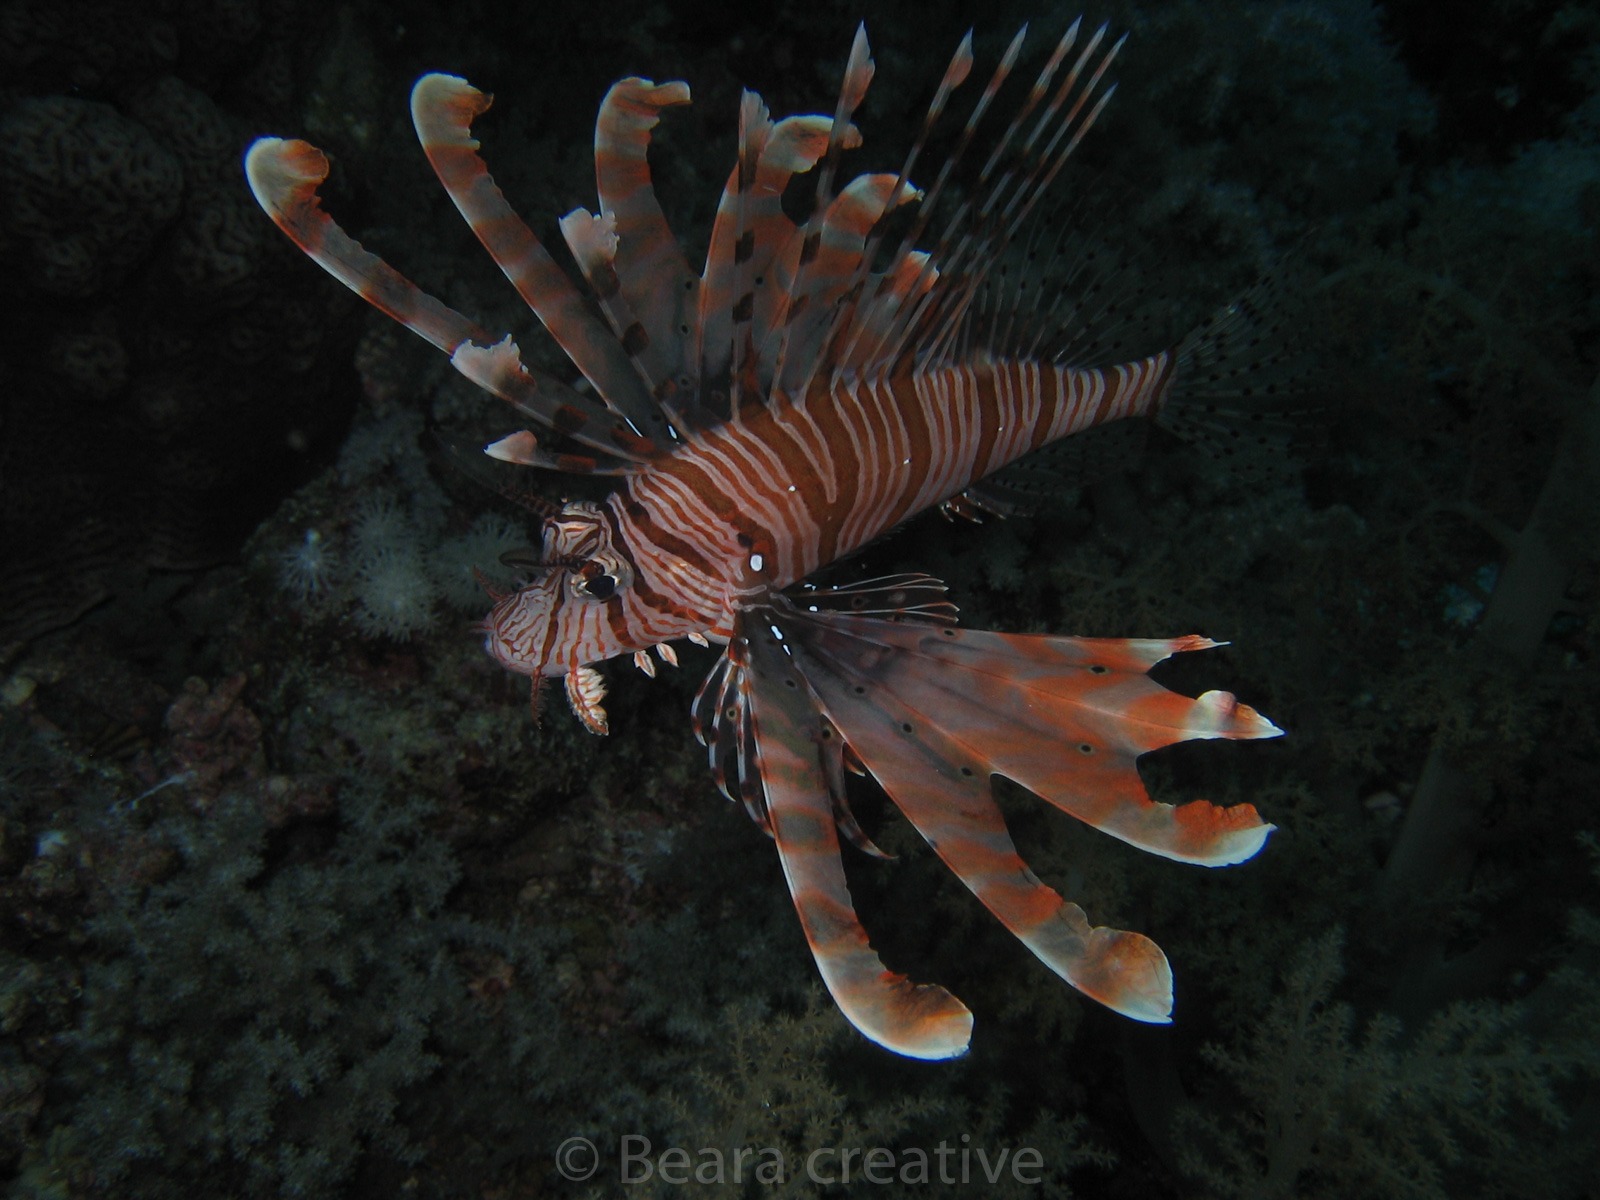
[[594, 78, 698, 398], [696, 90, 774, 417], [693, 643, 891, 859], [409, 74, 664, 436], [700, 113, 848, 398], [781, 613, 1174, 1021], [768, 173, 920, 394], [457, 337, 649, 472], [833, 251, 939, 374], [738, 622, 974, 1059], [700, 586, 1282, 1047], [802, 612, 1280, 867], [245, 136, 490, 358], [556, 207, 693, 432], [243, 137, 644, 469]]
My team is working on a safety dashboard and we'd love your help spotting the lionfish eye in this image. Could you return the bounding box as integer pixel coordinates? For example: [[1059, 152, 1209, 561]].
[[581, 572, 617, 600]]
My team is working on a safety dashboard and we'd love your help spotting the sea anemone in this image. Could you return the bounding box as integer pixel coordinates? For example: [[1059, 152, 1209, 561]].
[[432, 512, 530, 611], [352, 547, 441, 641], [278, 529, 337, 603], [349, 494, 410, 567]]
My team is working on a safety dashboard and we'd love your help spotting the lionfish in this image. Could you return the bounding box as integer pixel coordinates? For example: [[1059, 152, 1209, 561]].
[[245, 18, 1287, 1059]]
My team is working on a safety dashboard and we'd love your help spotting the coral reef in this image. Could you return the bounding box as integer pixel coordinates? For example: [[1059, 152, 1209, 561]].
[[0, 0, 359, 666], [1177, 921, 1600, 1200]]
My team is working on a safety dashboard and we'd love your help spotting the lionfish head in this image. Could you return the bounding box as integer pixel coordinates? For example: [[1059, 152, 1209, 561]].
[[477, 500, 634, 681]]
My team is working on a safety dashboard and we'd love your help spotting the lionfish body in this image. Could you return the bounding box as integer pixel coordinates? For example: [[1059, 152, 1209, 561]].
[[247, 19, 1286, 1059]]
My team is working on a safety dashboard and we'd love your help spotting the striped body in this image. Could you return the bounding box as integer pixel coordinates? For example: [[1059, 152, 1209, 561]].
[[244, 19, 1286, 1060], [626, 355, 1174, 603]]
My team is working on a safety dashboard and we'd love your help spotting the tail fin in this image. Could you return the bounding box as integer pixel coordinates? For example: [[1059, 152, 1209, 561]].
[[1158, 265, 1325, 474]]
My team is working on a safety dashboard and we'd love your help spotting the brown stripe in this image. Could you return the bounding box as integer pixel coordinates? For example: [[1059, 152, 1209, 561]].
[[1090, 368, 1122, 425], [551, 405, 589, 435], [600, 502, 704, 626], [615, 484, 721, 581], [590, 262, 622, 299], [969, 365, 1003, 475]]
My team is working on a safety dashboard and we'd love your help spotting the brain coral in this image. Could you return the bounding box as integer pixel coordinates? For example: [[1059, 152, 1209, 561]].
[[0, 95, 182, 297], [0, 9, 361, 665]]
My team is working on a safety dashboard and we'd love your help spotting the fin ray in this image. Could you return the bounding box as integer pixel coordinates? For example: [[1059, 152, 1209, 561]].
[[594, 78, 699, 398], [737, 627, 974, 1059], [768, 604, 1175, 1022], [795, 611, 1279, 867], [410, 73, 664, 435], [243, 136, 647, 467]]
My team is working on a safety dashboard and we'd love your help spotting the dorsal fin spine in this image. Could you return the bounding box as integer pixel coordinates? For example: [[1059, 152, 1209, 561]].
[[978, 18, 1079, 181], [592, 78, 698, 395], [557, 207, 686, 437], [824, 31, 978, 389], [897, 26, 1123, 373], [814, 24, 876, 215], [780, 173, 920, 398], [243, 134, 654, 468], [829, 25, 1034, 382], [727, 91, 774, 421], [854, 26, 1043, 375], [409, 74, 661, 430], [707, 115, 839, 400], [996, 31, 1124, 234], [769, 25, 875, 394]]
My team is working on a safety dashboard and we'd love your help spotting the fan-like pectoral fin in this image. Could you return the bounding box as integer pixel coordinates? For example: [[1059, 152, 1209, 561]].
[[409, 73, 660, 430], [244, 137, 490, 358], [786, 621, 1174, 1023], [740, 626, 973, 1059], [803, 616, 1281, 867], [594, 78, 699, 394], [244, 137, 648, 468]]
